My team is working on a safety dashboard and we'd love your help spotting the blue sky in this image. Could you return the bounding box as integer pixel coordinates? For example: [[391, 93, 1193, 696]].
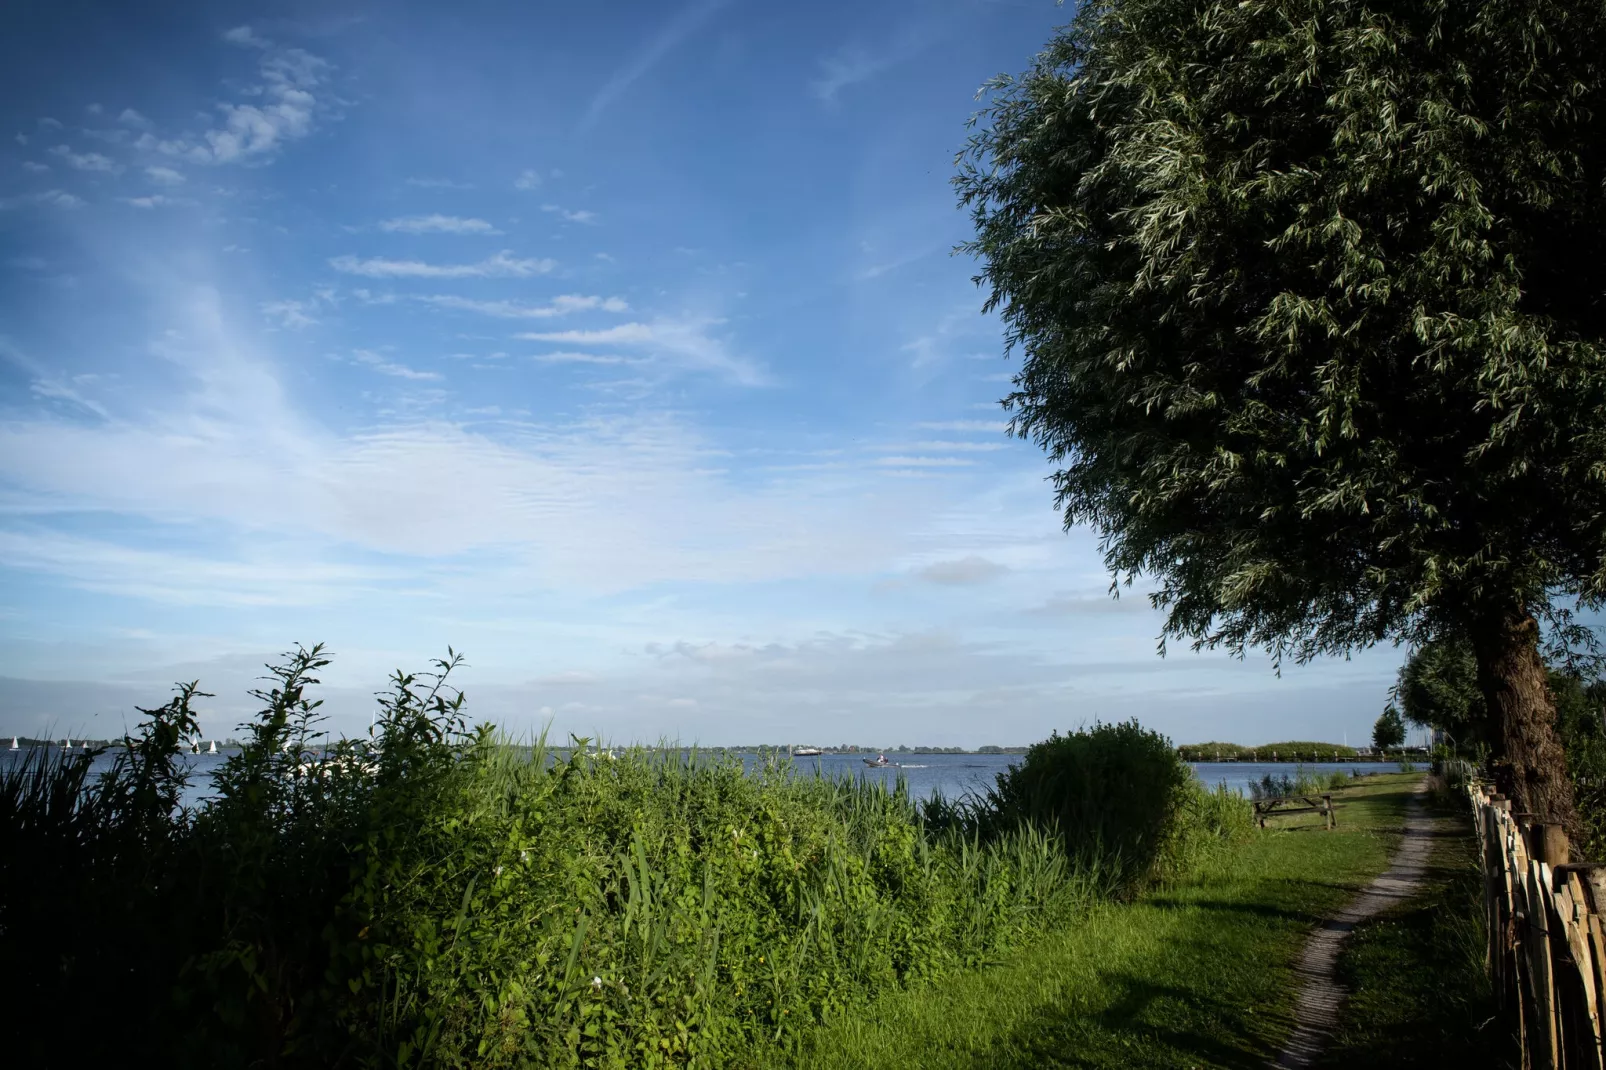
[[0, 0, 1404, 746]]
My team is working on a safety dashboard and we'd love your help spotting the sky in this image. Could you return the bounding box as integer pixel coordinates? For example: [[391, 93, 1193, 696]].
[[0, 0, 1406, 747]]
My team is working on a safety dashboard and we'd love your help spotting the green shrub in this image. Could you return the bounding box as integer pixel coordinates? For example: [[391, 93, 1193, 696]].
[[970, 720, 1245, 895]]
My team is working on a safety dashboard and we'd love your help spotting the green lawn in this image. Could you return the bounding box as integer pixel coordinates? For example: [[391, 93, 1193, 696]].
[[760, 775, 1430, 1070], [1318, 784, 1514, 1069]]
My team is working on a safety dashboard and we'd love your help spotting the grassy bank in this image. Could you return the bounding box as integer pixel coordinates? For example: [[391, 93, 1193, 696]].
[[1317, 782, 1514, 1069], [0, 648, 1248, 1069], [772, 776, 1420, 1069], [1177, 741, 1360, 762]]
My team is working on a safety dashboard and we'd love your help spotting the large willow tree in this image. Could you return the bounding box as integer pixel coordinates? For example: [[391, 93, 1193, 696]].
[[958, 0, 1606, 826]]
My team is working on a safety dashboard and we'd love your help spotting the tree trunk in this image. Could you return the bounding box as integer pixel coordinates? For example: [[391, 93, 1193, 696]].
[[1470, 605, 1580, 834]]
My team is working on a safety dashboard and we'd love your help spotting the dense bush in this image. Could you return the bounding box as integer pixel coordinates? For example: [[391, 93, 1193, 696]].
[[948, 721, 1253, 895]]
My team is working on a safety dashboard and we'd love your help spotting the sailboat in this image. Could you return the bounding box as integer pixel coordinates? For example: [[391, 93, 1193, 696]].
[[64, 737, 71, 750], [208, 739, 218, 755], [10, 736, 17, 750]]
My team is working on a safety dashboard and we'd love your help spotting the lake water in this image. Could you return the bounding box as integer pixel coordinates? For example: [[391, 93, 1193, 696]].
[[783, 756, 1406, 801], [3, 747, 1407, 808]]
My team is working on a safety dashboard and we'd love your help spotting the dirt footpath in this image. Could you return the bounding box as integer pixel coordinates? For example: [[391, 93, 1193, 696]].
[[1273, 786, 1434, 1069]]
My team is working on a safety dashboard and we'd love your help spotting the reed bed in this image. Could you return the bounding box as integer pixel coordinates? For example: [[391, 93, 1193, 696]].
[[0, 646, 1249, 1069]]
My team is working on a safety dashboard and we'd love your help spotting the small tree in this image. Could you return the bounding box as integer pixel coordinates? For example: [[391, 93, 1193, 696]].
[[1373, 705, 1407, 752], [958, 0, 1606, 827], [1397, 639, 1490, 750]]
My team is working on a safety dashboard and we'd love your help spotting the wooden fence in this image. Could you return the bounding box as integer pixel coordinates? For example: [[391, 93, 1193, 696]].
[[1469, 771, 1606, 1069]]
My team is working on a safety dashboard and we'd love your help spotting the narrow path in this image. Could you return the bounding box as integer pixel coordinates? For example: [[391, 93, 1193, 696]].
[[1272, 786, 1434, 1069]]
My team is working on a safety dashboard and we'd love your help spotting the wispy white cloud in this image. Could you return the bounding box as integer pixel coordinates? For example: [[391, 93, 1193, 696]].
[[118, 108, 152, 129], [855, 243, 942, 281], [513, 170, 543, 190], [811, 48, 894, 102], [134, 28, 328, 166], [0, 189, 82, 210], [915, 420, 1009, 433], [517, 318, 764, 385], [221, 25, 272, 48], [532, 351, 638, 365], [260, 299, 319, 329], [915, 556, 1008, 585], [0, 300, 908, 597], [874, 456, 975, 468], [1026, 591, 1155, 617], [378, 214, 500, 235], [329, 250, 554, 279], [144, 165, 184, 185], [541, 204, 597, 224], [353, 349, 441, 380], [0, 530, 402, 608], [21, 161, 49, 173], [49, 144, 120, 173], [416, 293, 627, 318], [901, 440, 1008, 453], [0, 340, 108, 419], [583, 0, 731, 129], [407, 177, 474, 190], [117, 195, 187, 209], [810, 25, 942, 103]]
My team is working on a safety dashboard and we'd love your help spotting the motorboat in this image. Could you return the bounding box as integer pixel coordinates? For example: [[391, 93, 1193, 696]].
[[791, 746, 823, 757], [862, 754, 894, 768]]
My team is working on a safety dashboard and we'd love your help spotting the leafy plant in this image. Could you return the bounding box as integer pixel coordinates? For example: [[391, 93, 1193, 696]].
[[949, 721, 1251, 895]]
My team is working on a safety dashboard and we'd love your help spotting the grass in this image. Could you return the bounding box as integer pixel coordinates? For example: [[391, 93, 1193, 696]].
[[1316, 781, 1516, 1070], [768, 775, 1423, 1069]]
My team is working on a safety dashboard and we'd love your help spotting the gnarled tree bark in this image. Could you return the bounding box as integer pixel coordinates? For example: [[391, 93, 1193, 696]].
[[1470, 605, 1580, 835]]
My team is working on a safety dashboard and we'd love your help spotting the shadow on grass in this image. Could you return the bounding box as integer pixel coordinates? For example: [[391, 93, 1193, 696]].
[[1315, 804, 1518, 1070], [973, 963, 1296, 1069]]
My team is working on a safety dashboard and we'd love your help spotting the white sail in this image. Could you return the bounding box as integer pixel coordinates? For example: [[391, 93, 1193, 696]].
[[64, 738, 71, 749], [9, 736, 16, 750], [208, 739, 218, 754]]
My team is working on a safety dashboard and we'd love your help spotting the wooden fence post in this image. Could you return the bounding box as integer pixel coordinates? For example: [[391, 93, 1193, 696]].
[[1539, 824, 1572, 868]]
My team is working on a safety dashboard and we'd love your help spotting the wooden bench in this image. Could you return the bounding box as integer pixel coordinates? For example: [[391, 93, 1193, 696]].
[[1252, 793, 1337, 830]]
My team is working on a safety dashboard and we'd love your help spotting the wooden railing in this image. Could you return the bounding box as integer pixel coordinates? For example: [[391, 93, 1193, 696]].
[[1469, 771, 1606, 1069]]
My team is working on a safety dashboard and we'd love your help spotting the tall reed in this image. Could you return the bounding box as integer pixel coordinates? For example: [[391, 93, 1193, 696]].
[[0, 650, 1248, 1068]]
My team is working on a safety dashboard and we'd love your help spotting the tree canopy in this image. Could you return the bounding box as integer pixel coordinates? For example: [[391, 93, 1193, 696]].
[[1373, 705, 1406, 751], [1395, 639, 1489, 748], [958, 0, 1606, 824], [1398, 636, 1604, 746]]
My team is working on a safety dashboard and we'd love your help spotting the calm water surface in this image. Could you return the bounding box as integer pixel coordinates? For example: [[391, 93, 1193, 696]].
[[4, 747, 1408, 808]]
